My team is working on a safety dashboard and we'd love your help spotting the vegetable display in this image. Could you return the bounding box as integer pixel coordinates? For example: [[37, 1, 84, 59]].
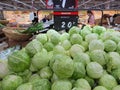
[[1, 25, 120, 90], [18, 22, 43, 34]]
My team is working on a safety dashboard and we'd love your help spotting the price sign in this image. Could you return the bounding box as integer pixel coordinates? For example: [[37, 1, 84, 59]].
[[54, 11, 78, 30], [53, 0, 78, 9], [46, 0, 53, 9]]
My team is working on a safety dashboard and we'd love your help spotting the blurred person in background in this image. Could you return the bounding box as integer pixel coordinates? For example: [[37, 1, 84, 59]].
[[32, 13, 38, 24], [87, 10, 95, 25]]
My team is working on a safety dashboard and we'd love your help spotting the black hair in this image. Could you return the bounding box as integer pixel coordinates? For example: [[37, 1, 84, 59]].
[[87, 10, 93, 15], [113, 14, 120, 18], [34, 13, 37, 16]]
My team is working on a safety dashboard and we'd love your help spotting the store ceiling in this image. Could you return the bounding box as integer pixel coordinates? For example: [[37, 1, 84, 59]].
[[0, 0, 119, 10]]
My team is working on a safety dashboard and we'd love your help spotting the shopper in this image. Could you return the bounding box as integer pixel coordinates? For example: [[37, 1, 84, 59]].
[[42, 15, 47, 23], [111, 14, 120, 25], [87, 10, 95, 25], [32, 13, 38, 24]]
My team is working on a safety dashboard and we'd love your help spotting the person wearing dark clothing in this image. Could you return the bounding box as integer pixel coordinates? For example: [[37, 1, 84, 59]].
[[53, 0, 76, 9], [32, 13, 38, 24]]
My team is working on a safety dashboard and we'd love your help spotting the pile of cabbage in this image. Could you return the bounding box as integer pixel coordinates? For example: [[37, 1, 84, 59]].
[[1, 25, 120, 90]]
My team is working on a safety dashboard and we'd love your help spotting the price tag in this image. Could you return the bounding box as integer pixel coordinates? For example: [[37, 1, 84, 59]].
[[53, 0, 78, 9], [54, 11, 78, 30]]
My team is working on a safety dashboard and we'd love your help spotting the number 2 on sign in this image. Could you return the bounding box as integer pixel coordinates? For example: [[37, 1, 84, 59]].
[[61, 21, 66, 28]]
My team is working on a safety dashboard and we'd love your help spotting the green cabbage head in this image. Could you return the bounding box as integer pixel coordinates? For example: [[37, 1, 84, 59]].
[[25, 39, 43, 57], [86, 62, 103, 79], [70, 34, 83, 45], [99, 74, 117, 90], [60, 32, 69, 41], [112, 85, 120, 90], [61, 39, 71, 50], [2, 75, 23, 90], [72, 62, 86, 79], [8, 49, 31, 73], [93, 86, 108, 90], [80, 26, 92, 39], [0, 60, 9, 79], [29, 74, 41, 82], [90, 50, 108, 66], [92, 26, 106, 35], [47, 29, 60, 45], [39, 66, 52, 79], [85, 33, 98, 43], [52, 54, 74, 79], [53, 45, 66, 55], [17, 83, 33, 90], [85, 76, 95, 87], [73, 53, 90, 66], [68, 26, 80, 36], [74, 79, 91, 90], [89, 40, 104, 51], [52, 80, 72, 90], [36, 34, 48, 45], [104, 40, 117, 52], [69, 44, 85, 58], [44, 42, 54, 52], [116, 42, 120, 54], [107, 52, 120, 72], [111, 68, 120, 81], [32, 49, 50, 69], [32, 79, 51, 90]]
